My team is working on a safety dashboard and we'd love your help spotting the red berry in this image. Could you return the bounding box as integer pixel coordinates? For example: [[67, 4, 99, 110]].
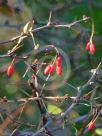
[[44, 64, 55, 75], [90, 43, 95, 54], [56, 66, 63, 76], [86, 41, 95, 55], [44, 65, 51, 75], [56, 56, 62, 67], [86, 42, 90, 51], [87, 122, 95, 131], [7, 65, 14, 77], [49, 64, 55, 74]]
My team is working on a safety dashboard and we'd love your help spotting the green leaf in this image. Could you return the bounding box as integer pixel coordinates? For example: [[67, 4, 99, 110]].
[[95, 128, 102, 136], [48, 104, 62, 114]]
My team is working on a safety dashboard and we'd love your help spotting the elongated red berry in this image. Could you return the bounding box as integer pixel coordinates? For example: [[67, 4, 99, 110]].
[[56, 66, 63, 76], [44, 64, 55, 75], [90, 43, 95, 54], [87, 121, 95, 131], [86, 41, 95, 54], [44, 65, 51, 75], [56, 56, 62, 67], [49, 64, 55, 74], [7, 65, 14, 77], [86, 42, 90, 51]]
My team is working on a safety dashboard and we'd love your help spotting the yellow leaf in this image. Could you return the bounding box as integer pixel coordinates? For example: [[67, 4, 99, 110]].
[[48, 104, 62, 115], [23, 20, 34, 34]]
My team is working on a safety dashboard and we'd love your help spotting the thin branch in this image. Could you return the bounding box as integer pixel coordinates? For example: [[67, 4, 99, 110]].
[[0, 17, 90, 45]]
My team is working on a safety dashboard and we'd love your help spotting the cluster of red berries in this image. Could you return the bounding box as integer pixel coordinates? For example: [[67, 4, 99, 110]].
[[87, 121, 95, 131], [86, 41, 95, 54], [44, 55, 63, 76]]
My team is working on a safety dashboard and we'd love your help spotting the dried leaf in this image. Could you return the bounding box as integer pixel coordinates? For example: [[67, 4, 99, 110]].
[[23, 20, 34, 34], [11, 36, 27, 53], [17, 35, 27, 45]]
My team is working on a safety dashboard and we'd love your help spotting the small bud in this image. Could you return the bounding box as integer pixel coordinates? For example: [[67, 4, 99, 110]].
[[32, 74, 35, 79]]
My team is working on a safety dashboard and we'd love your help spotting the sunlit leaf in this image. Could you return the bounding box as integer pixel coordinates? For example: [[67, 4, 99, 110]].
[[96, 128, 102, 136], [23, 20, 34, 34], [48, 104, 62, 114]]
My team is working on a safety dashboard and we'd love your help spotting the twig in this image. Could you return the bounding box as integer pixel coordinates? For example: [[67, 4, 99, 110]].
[[0, 17, 90, 45]]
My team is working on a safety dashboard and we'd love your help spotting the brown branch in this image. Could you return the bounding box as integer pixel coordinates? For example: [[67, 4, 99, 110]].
[[0, 17, 90, 45], [3, 95, 69, 104]]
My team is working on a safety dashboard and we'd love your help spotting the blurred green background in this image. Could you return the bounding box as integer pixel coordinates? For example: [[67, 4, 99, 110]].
[[0, 0, 102, 136]]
